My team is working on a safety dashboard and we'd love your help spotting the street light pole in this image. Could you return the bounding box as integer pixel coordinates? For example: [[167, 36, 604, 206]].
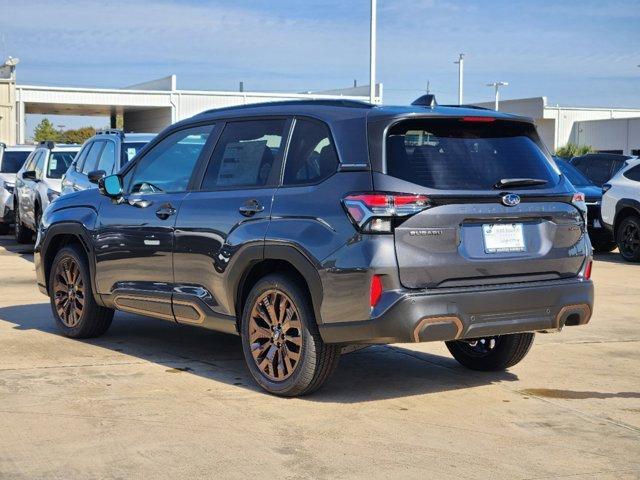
[[486, 81, 509, 110], [454, 53, 465, 105], [369, 0, 377, 104]]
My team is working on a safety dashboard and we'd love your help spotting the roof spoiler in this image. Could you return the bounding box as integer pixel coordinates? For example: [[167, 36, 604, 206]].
[[411, 94, 437, 108]]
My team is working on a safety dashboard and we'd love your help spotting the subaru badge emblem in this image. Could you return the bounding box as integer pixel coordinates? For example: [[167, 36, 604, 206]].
[[502, 193, 520, 207]]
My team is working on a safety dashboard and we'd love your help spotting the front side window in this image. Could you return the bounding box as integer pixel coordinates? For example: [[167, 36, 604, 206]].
[[96, 141, 116, 174], [47, 152, 76, 179], [386, 119, 558, 190], [283, 119, 338, 185], [82, 142, 105, 175], [34, 151, 46, 179], [201, 119, 285, 190], [126, 124, 213, 194], [0, 151, 31, 173]]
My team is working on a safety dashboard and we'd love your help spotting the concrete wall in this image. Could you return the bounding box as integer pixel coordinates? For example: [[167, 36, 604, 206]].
[[123, 107, 173, 133], [0, 79, 16, 145], [572, 117, 640, 155]]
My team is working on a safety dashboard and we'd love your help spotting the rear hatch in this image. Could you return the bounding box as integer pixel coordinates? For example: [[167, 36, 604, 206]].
[[378, 117, 585, 289]]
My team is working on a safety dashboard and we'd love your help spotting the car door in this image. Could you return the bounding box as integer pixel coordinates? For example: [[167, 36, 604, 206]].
[[25, 150, 46, 227], [173, 118, 289, 322], [15, 149, 40, 224], [94, 124, 216, 319]]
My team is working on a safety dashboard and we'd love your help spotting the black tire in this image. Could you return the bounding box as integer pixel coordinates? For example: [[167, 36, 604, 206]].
[[14, 202, 32, 244], [445, 333, 535, 371], [240, 274, 341, 397], [616, 215, 640, 262], [48, 244, 114, 338], [592, 239, 617, 253], [0, 223, 9, 235]]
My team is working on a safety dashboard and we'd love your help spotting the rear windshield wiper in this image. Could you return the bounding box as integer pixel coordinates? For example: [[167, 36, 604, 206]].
[[493, 178, 548, 189]]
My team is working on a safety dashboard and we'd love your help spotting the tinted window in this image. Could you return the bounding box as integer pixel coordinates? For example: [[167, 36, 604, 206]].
[[573, 158, 613, 187], [623, 165, 640, 182], [0, 151, 31, 173], [47, 152, 76, 179], [201, 119, 285, 190], [283, 119, 338, 185], [24, 150, 41, 172], [82, 142, 105, 174], [555, 159, 593, 187], [96, 141, 116, 174], [121, 142, 149, 166], [127, 125, 213, 194], [386, 119, 558, 190]]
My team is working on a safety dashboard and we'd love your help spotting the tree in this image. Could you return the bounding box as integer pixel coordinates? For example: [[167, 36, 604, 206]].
[[59, 127, 96, 144], [33, 118, 59, 143], [555, 143, 593, 159]]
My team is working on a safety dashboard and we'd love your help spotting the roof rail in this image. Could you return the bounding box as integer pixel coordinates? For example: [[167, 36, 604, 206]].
[[96, 128, 125, 138], [199, 99, 374, 116], [39, 141, 56, 149]]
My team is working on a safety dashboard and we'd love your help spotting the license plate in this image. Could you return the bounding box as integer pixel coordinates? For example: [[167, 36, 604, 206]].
[[482, 223, 525, 253]]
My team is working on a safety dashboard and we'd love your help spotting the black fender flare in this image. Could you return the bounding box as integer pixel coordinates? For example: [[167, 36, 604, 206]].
[[39, 221, 102, 305], [228, 242, 324, 324], [614, 198, 640, 228]]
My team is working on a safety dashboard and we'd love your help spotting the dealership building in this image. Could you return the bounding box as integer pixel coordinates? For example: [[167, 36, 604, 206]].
[[0, 61, 380, 145], [474, 96, 640, 156]]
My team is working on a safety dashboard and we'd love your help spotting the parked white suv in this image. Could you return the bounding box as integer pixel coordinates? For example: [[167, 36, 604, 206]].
[[0, 144, 36, 234], [601, 158, 640, 262], [13, 142, 80, 243]]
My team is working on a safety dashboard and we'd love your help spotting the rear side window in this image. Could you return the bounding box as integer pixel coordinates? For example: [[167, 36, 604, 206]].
[[572, 158, 613, 187], [623, 165, 640, 182], [0, 151, 31, 173], [386, 119, 558, 190], [283, 119, 338, 185], [82, 141, 105, 174], [201, 119, 286, 190]]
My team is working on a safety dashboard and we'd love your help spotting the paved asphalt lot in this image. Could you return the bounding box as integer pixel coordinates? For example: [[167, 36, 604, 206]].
[[0, 235, 638, 480]]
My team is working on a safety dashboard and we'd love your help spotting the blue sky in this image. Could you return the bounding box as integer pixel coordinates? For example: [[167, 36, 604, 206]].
[[1, 0, 639, 133]]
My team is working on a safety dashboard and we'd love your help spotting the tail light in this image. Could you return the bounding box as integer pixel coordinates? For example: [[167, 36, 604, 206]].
[[460, 116, 496, 123], [370, 275, 383, 308], [572, 192, 586, 203], [343, 192, 430, 233], [583, 260, 592, 280]]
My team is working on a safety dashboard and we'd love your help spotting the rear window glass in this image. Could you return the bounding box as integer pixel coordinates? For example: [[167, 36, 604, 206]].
[[1, 151, 31, 173], [386, 119, 558, 190]]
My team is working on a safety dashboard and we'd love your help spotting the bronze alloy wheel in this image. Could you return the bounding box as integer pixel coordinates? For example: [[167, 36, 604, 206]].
[[248, 289, 303, 381], [53, 256, 85, 327]]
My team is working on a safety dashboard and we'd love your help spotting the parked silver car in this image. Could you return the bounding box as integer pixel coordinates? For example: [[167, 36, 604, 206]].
[[0, 143, 36, 234], [61, 130, 155, 195], [13, 142, 80, 243]]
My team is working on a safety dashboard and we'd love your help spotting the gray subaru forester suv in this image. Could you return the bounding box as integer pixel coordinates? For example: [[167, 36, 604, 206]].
[[35, 97, 594, 396]]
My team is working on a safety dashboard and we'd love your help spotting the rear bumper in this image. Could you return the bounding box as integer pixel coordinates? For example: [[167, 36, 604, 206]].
[[319, 278, 593, 344]]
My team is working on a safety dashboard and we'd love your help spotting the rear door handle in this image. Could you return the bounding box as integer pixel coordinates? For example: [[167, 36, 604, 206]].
[[155, 203, 176, 220], [239, 199, 264, 217]]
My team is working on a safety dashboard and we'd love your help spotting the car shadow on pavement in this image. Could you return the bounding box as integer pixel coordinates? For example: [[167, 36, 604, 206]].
[[593, 251, 636, 266], [0, 235, 35, 261], [0, 302, 519, 402]]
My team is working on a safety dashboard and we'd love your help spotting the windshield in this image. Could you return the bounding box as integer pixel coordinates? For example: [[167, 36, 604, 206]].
[[121, 142, 150, 165], [386, 119, 559, 190], [1, 151, 31, 173], [555, 159, 593, 187], [47, 151, 77, 179]]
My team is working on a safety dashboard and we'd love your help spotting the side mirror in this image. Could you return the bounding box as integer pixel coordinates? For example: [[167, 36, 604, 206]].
[[88, 169, 106, 184], [22, 170, 37, 181], [98, 174, 123, 198]]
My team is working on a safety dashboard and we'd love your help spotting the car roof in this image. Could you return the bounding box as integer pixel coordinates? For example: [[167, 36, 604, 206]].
[[3, 144, 36, 151], [190, 99, 532, 124], [122, 133, 156, 142], [573, 153, 633, 161]]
